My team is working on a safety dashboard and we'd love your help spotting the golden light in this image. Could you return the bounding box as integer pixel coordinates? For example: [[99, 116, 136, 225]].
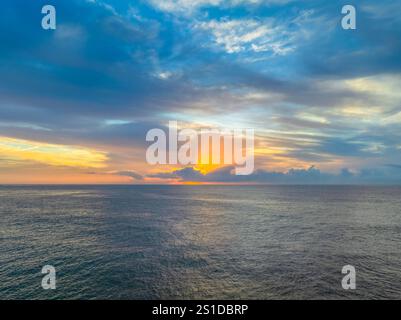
[[0, 136, 108, 169]]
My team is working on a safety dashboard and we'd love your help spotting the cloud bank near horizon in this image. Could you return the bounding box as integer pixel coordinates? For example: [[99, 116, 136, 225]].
[[148, 165, 401, 185]]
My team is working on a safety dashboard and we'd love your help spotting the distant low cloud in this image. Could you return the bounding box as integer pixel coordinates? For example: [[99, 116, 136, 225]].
[[149, 165, 401, 184], [113, 170, 143, 181]]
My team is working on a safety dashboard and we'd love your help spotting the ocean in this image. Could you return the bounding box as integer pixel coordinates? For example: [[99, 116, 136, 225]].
[[0, 185, 400, 300]]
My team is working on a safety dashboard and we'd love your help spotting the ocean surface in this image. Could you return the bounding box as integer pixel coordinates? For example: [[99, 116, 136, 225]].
[[0, 185, 401, 300]]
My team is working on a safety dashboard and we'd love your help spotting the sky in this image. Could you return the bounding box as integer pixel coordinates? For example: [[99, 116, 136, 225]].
[[0, 0, 401, 184]]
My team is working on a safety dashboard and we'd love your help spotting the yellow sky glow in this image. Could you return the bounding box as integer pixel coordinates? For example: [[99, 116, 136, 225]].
[[0, 136, 108, 169]]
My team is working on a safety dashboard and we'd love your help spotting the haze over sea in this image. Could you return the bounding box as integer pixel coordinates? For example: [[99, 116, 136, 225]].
[[1, 185, 401, 300]]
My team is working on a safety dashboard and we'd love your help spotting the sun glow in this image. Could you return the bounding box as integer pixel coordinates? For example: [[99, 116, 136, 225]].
[[0, 136, 108, 168]]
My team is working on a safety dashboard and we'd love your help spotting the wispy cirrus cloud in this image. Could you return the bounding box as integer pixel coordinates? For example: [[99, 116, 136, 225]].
[[193, 9, 315, 56], [147, 0, 294, 15], [194, 19, 293, 55]]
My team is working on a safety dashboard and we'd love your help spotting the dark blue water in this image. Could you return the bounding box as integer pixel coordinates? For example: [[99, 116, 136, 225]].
[[1, 185, 401, 299]]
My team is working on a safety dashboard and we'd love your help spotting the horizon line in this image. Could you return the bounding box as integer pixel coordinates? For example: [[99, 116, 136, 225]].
[[1, 183, 401, 187]]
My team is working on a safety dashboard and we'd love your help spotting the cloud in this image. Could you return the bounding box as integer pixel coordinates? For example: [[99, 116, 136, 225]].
[[147, 0, 292, 15], [195, 18, 295, 55], [0, 136, 108, 169], [150, 165, 401, 184], [1, 0, 401, 183], [149, 167, 204, 180], [113, 170, 143, 180], [86, 169, 144, 181]]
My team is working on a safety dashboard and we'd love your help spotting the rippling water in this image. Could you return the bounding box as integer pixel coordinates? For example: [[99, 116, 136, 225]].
[[1, 185, 401, 300]]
